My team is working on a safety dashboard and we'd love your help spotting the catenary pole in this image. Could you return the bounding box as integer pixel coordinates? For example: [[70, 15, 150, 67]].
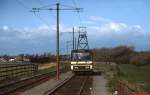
[[31, 3, 82, 80]]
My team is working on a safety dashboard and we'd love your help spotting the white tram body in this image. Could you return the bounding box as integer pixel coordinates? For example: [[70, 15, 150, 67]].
[[70, 49, 93, 72]]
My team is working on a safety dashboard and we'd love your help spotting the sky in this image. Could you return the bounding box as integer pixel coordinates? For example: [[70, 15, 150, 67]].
[[0, 0, 150, 55]]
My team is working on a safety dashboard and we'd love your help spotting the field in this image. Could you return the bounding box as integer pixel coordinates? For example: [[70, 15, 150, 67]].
[[118, 64, 150, 92], [37, 61, 70, 74], [38, 62, 56, 70], [94, 63, 150, 93]]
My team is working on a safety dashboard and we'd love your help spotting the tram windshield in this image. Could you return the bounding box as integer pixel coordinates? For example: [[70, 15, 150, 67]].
[[71, 52, 92, 61]]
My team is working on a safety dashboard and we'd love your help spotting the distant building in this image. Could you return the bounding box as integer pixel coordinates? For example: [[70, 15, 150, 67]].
[[23, 58, 30, 62], [14, 56, 23, 62], [9, 58, 15, 62], [14, 56, 30, 62], [0, 57, 7, 62]]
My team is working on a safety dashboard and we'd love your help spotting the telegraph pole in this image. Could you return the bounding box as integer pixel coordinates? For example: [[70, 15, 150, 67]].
[[73, 27, 75, 50], [56, 3, 60, 80], [66, 41, 69, 56], [75, 37, 77, 50], [66, 41, 72, 55], [31, 3, 82, 80]]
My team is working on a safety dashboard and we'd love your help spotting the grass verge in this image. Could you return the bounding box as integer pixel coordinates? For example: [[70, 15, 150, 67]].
[[118, 64, 150, 92], [94, 63, 117, 93], [37, 62, 70, 74]]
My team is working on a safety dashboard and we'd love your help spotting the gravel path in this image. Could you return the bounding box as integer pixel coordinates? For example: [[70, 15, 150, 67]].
[[92, 75, 111, 95]]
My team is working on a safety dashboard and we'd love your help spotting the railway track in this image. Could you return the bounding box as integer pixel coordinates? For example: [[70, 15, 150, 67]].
[[46, 75, 93, 95], [0, 67, 69, 95]]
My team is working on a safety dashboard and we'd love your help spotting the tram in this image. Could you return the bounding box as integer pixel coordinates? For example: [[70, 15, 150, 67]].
[[70, 49, 93, 72]]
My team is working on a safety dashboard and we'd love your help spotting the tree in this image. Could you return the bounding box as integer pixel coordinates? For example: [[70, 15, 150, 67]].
[[92, 46, 135, 64]]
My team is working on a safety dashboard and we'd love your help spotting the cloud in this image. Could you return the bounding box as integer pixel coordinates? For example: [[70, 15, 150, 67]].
[[87, 16, 144, 34], [0, 24, 74, 54], [88, 21, 143, 35], [82, 16, 111, 25], [50, 24, 72, 33], [0, 24, 73, 40], [82, 21, 95, 24], [3, 25, 9, 31], [87, 16, 143, 34], [85, 16, 150, 51], [0, 17, 150, 55], [89, 16, 111, 22]]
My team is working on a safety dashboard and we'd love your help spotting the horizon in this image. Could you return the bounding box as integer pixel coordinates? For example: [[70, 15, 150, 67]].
[[0, 45, 149, 56]]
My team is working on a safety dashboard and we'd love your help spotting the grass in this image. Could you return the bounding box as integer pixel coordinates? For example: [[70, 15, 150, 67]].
[[118, 64, 150, 92], [38, 66, 56, 74], [37, 62, 70, 74], [94, 63, 150, 93]]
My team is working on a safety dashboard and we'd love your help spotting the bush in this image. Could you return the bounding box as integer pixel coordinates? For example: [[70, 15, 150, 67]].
[[131, 52, 150, 66]]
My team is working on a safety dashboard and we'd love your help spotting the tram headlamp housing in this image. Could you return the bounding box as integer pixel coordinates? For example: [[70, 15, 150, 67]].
[[71, 66, 73, 70], [90, 65, 93, 69]]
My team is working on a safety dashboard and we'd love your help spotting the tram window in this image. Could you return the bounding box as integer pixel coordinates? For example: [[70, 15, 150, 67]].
[[72, 52, 92, 61]]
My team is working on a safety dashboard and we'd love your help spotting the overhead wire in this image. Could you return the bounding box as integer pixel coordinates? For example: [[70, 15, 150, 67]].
[[15, 0, 52, 28], [35, 0, 44, 5], [15, 0, 83, 32], [71, 0, 83, 26], [56, 0, 61, 4], [15, 0, 30, 10], [60, 4, 78, 9], [33, 12, 51, 26], [32, 0, 62, 30]]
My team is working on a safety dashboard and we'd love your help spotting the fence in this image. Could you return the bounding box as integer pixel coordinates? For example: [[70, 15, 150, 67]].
[[117, 79, 150, 95], [117, 79, 137, 95], [0, 63, 38, 81]]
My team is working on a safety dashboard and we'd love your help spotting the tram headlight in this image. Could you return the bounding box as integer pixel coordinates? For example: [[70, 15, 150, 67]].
[[71, 66, 73, 70], [90, 65, 93, 69]]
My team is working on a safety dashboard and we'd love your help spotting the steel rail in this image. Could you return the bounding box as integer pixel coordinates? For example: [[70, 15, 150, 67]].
[[0, 67, 69, 95], [44, 74, 75, 95], [77, 76, 89, 95], [0, 71, 56, 95], [47, 75, 91, 95]]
